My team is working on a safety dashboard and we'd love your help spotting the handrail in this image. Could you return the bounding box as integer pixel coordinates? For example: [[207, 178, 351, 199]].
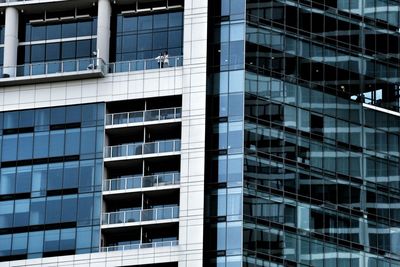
[[0, 57, 106, 78], [108, 55, 183, 73], [100, 240, 179, 252], [102, 206, 179, 225], [103, 172, 180, 191], [106, 107, 182, 126], [104, 139, 181, 158]]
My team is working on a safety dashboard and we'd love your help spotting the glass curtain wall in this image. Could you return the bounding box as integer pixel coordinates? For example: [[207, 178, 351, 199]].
[[204, 0, 246, 266], [243, 0, 400, 266], [0, 103, 104, 261], [17, 7, 97, 76]]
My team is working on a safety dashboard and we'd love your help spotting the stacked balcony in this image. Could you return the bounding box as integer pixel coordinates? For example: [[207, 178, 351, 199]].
[[101, 96, 181, 252]]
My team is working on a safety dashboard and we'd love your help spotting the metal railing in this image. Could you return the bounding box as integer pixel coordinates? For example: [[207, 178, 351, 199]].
[[102, 206, 179, 225], [0, 57, 106, 78], [108, 55, 182, 73], [104, 139, 181, 158], [103, 172, 180, 192], [106, 107, 182, 126], [101, 240, 179, 252]]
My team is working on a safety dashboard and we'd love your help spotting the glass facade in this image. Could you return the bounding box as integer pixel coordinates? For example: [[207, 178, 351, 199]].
[[112, 11, 183, 62], [205, 0, 400, 266], [17, 8, 97, 75], [0, 103, 104, 261]]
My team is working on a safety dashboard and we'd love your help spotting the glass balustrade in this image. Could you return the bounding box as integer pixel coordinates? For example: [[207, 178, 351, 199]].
[[104, 140, 181, 158], [0, 58, 106, 79], [100, 240, 179, 252], [103, 173, 180, 191], [106, 107, 181, 126], [102, 206, 179, 225], [108, 56, 183, 73]]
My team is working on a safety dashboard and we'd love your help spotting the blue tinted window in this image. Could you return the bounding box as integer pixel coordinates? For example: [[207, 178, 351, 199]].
[[28, 231, 44, 254], [12, 233, 28, 255], [80, 128, 96, 155], [45, 196, 61, 224], [66, 106, 81, 123], [77, 20, 93, 36], [138, 15, 152, 30], [19, 110, 34, 128], [49, 130, 65, 157], [153, 13, 168, 29], [76, 227, 91, 249], [0, 201, 14, 228], [63, 161, 79, 188], [18, 133, 33, 160], [46, 24, 61, 40], [137, 33, 152, 51], [31, 25, 45, 41], [65, 129, 80, 155], [123, 16, 137, 32], [4, 111, 18, 129], [2, 135, 17, 162], [30, 198, 45, 225], [62, 23, 76, 38], [76, 40, 91, 58], [0, 168, 15, 195], [13, 199, 30, 227], [51, 107, 66, 125], [47, 163, 63, 191], [0, 234, 12, 256], [44, 229, 60, 252], [60, 228, 76, 250], [62, 42, 76, 59], [16, 166, 32, 193], [31, 165, 47, 195], [61, 195, 77, 222], [35, 108, 50, 126], [77, 194, 93, 225], [79, 160, 95, 191], [169, 12, 183, 27], [82, 104, 97, 123], [46, 43, 60, 61], [31, 44, 45, 62], [34, 132, 49, 158]]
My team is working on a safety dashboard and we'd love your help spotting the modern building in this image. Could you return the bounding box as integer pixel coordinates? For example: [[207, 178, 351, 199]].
[[0, 0, 399, 267]]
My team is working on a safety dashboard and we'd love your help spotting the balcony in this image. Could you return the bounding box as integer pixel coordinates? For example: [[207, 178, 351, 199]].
[[100, 240, 179, 253], [102, 206, 179, 227], [106, 107, 182, 128], [104, 140, 181, 161], [108, 56, 183, 73], [0, 57, 106, 86], [103, 173, 180, 193]]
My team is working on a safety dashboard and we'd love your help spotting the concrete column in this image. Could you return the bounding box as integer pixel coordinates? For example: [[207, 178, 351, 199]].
[[3, 7, 19, 77], [96, 0, 111, 64]]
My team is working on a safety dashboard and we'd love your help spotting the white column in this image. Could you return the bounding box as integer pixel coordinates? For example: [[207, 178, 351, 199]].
[[3, 7, 19, 77], [96, 0, 111, 64]]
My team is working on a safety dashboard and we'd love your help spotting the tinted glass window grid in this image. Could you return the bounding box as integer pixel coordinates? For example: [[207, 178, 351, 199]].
[[114, 11, 183, 61]]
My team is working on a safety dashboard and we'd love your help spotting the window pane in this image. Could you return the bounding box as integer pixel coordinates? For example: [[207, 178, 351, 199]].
[[62, 23, 77, 38], [62, 42, 76, 59], [44, 229, 60, 252], [2, 135, 17, 162], [47, 163, 63, 191], [18, 133, 33, 160], [49, 130, 65, 157], [16, 166, 31, 194], [13, 199, 30, 227], [0, 168, 15, 195], [45, 197, 61, 224], [65, 129, 80, 156], [31, 44, 45, 62], [77, 20, 92, 36], [28, 231, 44, 254], [138, 15, 152, 30], [46, 24, 61, 40], [30, 198, 45, 225], [0, 201, 14, 228], [61, 195, 77, 222], [76, 40, 91, 58], [33, 132, 49, 158]]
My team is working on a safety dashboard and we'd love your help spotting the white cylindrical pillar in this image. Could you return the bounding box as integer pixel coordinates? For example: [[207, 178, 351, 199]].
[[3, 7, 19, 77], [96, 0, 111, 64]]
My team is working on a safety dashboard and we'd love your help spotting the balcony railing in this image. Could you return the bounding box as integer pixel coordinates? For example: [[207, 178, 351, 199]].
[[101, 240, 179, 253], [106, 107, 182, 126], [103, 172, 180, 192], [0, 58, 106, 78], [108, 55, 182, 73], [102, 206, 179, 225], [104, 139, 181, 158]]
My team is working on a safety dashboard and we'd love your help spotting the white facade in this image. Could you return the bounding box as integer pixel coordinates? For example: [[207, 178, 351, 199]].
[[0, 0, 208, 266]]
